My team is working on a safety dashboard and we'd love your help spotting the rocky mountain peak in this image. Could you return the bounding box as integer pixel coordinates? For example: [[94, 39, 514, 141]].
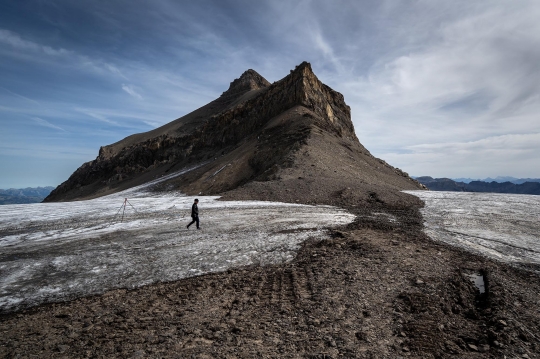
[[223, 69, 270, 97], [290, 61, 314, 75], [283, 61, 357, 141], [45, 62, 422, 202]]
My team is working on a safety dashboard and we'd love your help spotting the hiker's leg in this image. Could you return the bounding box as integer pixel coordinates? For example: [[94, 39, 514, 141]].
[[187, 218, 195, 228], [195, 216, 200, 229]]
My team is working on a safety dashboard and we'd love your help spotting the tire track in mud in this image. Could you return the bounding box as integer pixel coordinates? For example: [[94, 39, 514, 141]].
[[255, 266, 314, 308], [291, 267, 311, 301], [279, 270, 293, 310]]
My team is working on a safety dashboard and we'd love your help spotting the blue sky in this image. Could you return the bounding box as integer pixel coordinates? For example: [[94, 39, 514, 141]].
[[1, 0, 539, 188]]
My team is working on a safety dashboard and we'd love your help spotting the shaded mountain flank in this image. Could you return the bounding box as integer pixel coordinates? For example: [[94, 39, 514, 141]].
[[0, 186, 54, 205], [417, 176, 540, 195], [45, 62, 424, 206]]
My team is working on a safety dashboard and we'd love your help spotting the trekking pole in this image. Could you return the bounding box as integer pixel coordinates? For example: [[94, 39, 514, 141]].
[[114, 198, 136, 223], [121, 198, 127, 222], [115, 200, 126, 217], [125, 198, 137, 212]]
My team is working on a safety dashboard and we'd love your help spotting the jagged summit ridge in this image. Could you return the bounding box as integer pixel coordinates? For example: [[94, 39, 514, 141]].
[[222, 69, 270, 97], [290, 62, 357, 141]]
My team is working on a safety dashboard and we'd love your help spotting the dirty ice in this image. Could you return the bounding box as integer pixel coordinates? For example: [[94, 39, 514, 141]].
[[405, 191, 540, 268], [0, 171, 355, 313]]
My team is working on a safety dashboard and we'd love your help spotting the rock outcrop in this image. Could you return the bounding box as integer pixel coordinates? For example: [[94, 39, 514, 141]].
[[45, 62, 423, 203]]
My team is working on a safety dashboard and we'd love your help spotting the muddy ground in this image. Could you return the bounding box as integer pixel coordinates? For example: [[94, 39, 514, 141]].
[[1, 189, 539, 358]]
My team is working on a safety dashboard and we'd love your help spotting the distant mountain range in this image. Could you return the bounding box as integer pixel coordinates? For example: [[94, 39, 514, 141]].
[[415, 177, 540, 195], [0, 187, 55, 205], [449, 176, 540, 184]]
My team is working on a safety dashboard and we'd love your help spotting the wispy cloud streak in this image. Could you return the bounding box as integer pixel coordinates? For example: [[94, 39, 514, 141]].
[[0, 87, 40, 105], [31, 117, 66, 132], [0, 29, 70, 56], [121, 84, 143, 99]]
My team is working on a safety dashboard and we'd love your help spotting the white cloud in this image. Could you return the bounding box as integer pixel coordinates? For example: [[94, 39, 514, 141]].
[[332, 2, 540, 177], [0, 28, 126, 80], [407, 133, 540, 153], [0, 29, 70, 56], [74, 108, 119, 126], [366, 7, 540, 115], [382, 133, 540, 178], [121, 84, 143, 99]]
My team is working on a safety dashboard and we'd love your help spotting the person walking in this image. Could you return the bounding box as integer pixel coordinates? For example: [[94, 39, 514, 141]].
[[186, 198, 200, 230]]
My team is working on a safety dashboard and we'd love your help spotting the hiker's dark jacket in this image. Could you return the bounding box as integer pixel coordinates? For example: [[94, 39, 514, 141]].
[[191, 203, 198, 217]]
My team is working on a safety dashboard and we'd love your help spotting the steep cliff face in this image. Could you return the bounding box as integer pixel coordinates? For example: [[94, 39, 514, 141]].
[[45, 62, 423, 202]]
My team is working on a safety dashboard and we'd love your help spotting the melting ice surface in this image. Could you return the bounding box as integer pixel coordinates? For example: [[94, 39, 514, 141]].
[[0, 172, 355, 313], [405, 191, 540, 267]]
